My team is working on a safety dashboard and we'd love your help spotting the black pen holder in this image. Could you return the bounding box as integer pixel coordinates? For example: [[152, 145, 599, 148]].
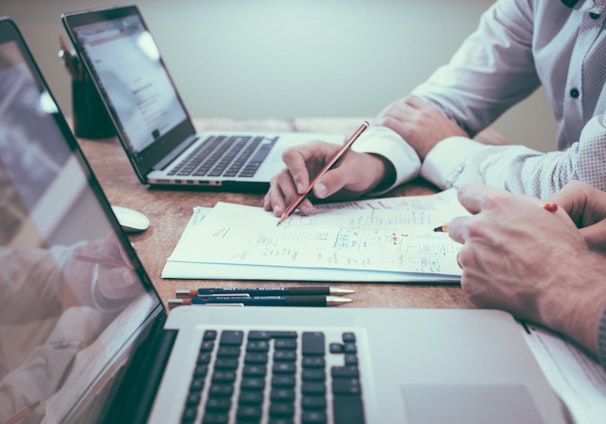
[[72, 78, 115, 139]]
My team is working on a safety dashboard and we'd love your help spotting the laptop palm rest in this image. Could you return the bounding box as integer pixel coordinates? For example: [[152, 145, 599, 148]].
[[401, 385, 548, 424]]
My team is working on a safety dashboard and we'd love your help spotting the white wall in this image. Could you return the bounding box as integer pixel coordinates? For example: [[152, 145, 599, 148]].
[[1, 0, 557, 152]]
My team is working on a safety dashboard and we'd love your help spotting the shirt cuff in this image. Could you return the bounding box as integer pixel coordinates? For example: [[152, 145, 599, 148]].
[[352, 126, 421, 195], [420, 136, 486, 189]]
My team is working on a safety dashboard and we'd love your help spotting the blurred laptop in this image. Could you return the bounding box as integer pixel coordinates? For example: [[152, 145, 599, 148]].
[[0, 17, 569, 424], [61, 4, 343, 191]]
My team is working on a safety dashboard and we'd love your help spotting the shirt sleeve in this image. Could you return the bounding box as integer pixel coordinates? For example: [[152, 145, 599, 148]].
[[412, 0, 540, 137], [352, 126, 421, 195], [421, 113, 606, 198]]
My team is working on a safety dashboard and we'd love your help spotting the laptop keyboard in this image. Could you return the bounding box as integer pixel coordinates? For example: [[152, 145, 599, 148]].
[[181, 329, 365, 424], [168, 135, 278, 179]]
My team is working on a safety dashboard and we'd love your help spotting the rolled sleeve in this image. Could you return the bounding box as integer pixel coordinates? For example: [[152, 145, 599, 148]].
[[352, 126, 421, 195], [420, 136, 487, 189]]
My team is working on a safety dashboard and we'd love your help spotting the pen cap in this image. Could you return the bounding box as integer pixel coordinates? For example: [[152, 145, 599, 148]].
[[72, 79, 115, 140]]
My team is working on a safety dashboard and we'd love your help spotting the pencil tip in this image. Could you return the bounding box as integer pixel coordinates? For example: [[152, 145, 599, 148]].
[[168, 298, 186, 307]]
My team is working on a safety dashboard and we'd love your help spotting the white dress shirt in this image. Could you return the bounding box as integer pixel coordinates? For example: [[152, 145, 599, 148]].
[[354, 0, 606, 198]]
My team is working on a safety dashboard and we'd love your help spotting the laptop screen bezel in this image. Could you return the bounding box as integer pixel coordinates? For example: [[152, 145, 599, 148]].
[[61, 4, 198, 184]]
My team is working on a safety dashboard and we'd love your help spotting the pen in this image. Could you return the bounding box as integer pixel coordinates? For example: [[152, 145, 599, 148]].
[[75, 253, 131, 269], [168, 295, 352, 307], [176, 286, 354, 297], [277, 121, 370, 226], [59, 35, 80, 80]]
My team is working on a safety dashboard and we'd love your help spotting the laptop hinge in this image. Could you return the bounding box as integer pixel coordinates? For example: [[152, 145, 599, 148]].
[[153, 135, 199, 170], [100, 313, 178, 424]]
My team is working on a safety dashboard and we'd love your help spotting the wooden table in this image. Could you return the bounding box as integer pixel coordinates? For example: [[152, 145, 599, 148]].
[[77, 118, 474, 311]]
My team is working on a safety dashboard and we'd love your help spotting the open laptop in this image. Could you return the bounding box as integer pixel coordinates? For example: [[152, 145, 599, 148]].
[[60, 4, 343, 191], [0, 17, 570, 424]]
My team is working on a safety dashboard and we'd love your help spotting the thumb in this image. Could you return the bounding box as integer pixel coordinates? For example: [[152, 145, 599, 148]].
[[579, 220, 606, 251]]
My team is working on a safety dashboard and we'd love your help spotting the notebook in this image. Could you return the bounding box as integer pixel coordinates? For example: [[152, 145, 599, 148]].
[[0, 17, 570, 424], [61, 4, 344, 191]]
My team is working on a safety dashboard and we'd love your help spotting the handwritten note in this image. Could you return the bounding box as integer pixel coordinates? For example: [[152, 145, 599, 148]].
[[163, 190, 468, 282]]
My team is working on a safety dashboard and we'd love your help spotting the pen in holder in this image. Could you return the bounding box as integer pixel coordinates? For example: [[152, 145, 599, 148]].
[[60, 35, 114, 139], [72, 78, 115, 139]]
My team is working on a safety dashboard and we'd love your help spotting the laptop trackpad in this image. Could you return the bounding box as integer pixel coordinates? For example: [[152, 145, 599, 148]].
[[401, 385, 544, 424]]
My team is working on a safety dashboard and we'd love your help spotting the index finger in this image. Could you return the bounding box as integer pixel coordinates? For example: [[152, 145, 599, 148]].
[[446, 215, 472, 244], [281, 141, 341, 194], [455, 182, 510, 215]]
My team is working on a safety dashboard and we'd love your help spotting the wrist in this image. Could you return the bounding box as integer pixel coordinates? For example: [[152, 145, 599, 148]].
[[544, 253, 606, 356], [368, 154, 396, 193]]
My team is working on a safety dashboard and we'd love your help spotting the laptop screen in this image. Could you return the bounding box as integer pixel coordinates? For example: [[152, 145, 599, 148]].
[[70, 13, 188, 156], [0, 19, 161, 423]]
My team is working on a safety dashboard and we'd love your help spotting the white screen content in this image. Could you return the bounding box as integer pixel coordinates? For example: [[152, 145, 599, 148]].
[[76, 16, 187, 153]]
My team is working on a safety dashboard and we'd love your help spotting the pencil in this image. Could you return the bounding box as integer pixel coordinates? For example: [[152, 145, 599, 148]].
[[277, 121, 369, 226], [433, 223, 448, 232], [434, 202, 559, 233], [75, 253, 130, 269], [59, 36, 79, 80], [2, 401, 40, 424]]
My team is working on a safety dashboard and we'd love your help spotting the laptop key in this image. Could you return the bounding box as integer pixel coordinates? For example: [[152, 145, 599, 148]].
[[332, 395, 365, 424], [302, 332, 325, 356], [301, 410, 328, 424], [238, 390, 264, 405], [302, 396, 326, 410]]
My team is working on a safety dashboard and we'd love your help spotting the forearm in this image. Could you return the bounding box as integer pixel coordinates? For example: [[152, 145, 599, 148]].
[[0, 247, 66, 321], [421, 125, 606, 198], [412, 0, 539, 136], [598, 308, 606, 371]]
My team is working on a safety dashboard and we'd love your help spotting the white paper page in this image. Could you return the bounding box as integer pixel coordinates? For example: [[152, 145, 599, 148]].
[[162, 258, 461, 282], [523, 325, 606, 424], [164, 190, 467, 280]]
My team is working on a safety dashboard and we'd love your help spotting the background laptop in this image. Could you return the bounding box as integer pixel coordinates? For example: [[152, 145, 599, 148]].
[[0, 17, 569, 424], [61, 4, 344, 191]]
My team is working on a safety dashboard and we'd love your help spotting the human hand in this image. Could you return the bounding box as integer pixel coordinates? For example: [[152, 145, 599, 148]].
[[263, 140, 390, 217], [65, 233, 140, 310], [546, 181, 606, 251], [447, 183, 606, 356], [376, 95, 468, 159]]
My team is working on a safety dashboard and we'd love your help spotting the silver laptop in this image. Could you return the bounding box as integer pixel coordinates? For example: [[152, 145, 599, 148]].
[[0, 17, 569, 424], [61, 4, 343, 191]]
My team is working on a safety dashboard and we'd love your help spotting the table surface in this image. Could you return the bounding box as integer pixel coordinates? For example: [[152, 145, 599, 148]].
[[76, 117, 474, 312]]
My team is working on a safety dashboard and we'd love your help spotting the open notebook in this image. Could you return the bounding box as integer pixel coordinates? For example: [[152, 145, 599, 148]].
[[162, 190, 467, 283], [0, 17, 569, 424]]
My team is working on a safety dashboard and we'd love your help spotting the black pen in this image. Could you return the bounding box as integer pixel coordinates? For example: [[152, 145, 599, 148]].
[[175, 286, 354, 298], [168, 295, 352, 307]]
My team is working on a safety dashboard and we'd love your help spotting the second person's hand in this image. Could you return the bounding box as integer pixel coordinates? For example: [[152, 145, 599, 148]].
[[547, 181, 606, 251]]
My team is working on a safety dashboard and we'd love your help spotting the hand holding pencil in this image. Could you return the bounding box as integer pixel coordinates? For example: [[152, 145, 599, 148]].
[[263, 122, 370, 222]]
